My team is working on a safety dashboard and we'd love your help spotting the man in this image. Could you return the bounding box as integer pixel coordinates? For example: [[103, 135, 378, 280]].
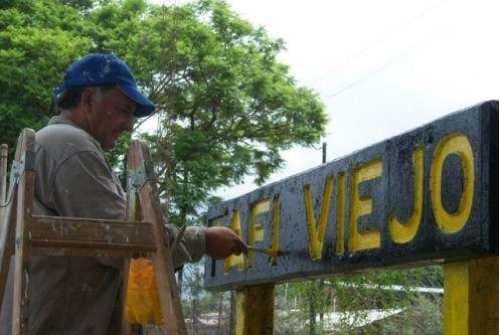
[[0, 53, 246, 334]]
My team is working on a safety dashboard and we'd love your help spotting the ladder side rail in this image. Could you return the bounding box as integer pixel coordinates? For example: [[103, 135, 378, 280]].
[[12, 129, 36, 335], [0, 144, 8, 204], [130, 141, 188, 335], [120, 172, 140, 335], [0, 180, 17, 313]]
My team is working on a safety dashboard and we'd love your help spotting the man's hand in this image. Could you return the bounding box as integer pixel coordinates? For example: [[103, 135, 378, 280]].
[[205, 226, 247, 259]]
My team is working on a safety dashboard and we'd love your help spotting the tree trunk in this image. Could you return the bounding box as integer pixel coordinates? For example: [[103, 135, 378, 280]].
[[319, 280, 324, 334], [284, 283, 288, 309], [177, 267, 184, 294], [191, 296, 198, 334], [229, 291, 236, 335], [217, 293, 224, 334], [309, 287, 316, 335]]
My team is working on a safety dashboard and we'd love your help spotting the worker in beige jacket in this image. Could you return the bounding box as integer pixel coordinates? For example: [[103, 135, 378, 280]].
[[0, 53, 246, 334]]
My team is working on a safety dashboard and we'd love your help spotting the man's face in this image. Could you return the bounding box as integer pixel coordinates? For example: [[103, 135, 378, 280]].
[[83, 87, 136, 150]]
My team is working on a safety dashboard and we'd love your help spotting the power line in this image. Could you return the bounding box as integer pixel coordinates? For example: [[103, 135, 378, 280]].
[[305, 0, 450, 86], [302, 0, 451, 100], [324, 49, 409, 99]]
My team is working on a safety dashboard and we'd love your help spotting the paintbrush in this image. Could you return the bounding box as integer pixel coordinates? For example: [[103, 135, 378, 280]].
[[247, 246, 284, 257]]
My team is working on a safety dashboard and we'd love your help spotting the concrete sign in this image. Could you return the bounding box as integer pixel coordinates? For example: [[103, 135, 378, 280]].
[[204, 101, 498, 290]]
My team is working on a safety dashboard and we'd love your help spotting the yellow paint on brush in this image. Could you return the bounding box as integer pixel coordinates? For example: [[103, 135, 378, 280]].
[[430, 133, 474, 234], [247, 246, 280, 257], [444, 256, 498, 335], [389, 146, 424, 244], [303, 175, 334, 260], [349, 160, 382, 252]]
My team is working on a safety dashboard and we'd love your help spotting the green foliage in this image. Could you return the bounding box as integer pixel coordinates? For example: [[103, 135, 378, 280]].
[[0, 0, 92, 154], [176, 265, 443, 334], [0, 0, 326, 227], [370, 294, 442, 335], [274, 266, 443, 334], [88, 0, 326, 225]]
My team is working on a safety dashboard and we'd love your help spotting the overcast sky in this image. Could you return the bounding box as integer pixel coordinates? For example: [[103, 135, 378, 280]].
[[154, 0, 499, 200]]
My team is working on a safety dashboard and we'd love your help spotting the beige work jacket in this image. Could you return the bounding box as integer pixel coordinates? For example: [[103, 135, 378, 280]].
[[0, 115, 205, 334]]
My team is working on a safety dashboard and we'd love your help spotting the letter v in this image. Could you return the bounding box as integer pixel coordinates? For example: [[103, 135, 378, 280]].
[[303, 175, 334, 260]]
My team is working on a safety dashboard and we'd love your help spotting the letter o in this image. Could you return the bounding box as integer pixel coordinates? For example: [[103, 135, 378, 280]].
[[430, 133, 474, 234]]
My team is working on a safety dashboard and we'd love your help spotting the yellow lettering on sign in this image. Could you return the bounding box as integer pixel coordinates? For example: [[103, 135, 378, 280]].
[[247, 199, 270, 267], [389, 146, 424, 244], [224, 210, 245, 272], [269, 196, 281, 265], [304, 176, 334, 260], [430, 133, 474, 234], [349, 160, 382, 252], [335, 173, 346, 255]]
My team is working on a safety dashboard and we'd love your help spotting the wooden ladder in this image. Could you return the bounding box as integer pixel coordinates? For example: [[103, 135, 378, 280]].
[[0, 129, 187, 335]]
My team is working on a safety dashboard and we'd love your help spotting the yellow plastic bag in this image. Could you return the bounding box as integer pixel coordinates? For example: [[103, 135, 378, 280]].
[[125, 258, 163, 325]]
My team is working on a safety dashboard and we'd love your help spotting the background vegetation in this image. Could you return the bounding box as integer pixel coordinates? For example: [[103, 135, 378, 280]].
[[0, 0, 326, 227]]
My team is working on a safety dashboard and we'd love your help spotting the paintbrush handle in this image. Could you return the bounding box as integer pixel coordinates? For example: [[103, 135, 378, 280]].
[[247, 246, 268, 253], [247, 246, 280, 257]]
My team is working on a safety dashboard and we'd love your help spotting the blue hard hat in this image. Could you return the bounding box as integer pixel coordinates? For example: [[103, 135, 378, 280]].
[[54, 53, 155, 117]]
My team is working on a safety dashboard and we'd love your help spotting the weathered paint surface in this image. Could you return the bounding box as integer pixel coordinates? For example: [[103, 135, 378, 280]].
[[235, 284, 274, 335], [205, 101, 498, 289], [443, 256, 499, 335]]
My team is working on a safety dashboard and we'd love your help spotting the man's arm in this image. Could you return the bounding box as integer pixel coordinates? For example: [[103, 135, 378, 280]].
[[50, 151, 245, 267], [167, 225, 247, 268]]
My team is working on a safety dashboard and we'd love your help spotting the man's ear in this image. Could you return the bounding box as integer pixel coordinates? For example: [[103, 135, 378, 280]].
[[80, 87, 95, 112]]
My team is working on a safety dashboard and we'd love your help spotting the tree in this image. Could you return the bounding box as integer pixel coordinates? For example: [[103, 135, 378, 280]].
[[1, 4, 326, 333], [273, 266, 443, 335], [89, 0, 327, 227], [90, 8, 327, 334], [0, 0, 327, 229], [0, 0, 93, 154]]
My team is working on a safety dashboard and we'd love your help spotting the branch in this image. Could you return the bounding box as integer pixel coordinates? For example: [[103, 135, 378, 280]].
[[133, 113, 155, 131], [202, 101, 219, 131]]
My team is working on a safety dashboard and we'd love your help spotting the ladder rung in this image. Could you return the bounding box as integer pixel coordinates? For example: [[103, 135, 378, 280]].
[[27, 215, 157, 256]]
